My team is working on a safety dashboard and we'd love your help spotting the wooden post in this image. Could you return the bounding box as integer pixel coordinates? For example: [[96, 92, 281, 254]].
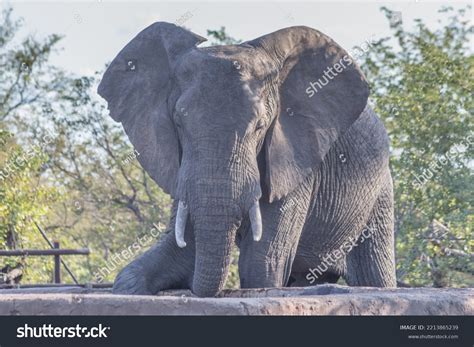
[[53, 241, 61, 284]]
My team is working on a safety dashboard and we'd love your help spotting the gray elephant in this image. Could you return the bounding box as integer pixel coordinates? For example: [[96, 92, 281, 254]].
[[98, 22, 396, 297]]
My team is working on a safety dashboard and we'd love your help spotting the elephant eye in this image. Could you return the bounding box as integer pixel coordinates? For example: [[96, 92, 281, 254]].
[[255, 119, 266, 132]]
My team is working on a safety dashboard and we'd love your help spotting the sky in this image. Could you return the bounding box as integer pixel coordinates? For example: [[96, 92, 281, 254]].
[[3, 1, 472, 76]]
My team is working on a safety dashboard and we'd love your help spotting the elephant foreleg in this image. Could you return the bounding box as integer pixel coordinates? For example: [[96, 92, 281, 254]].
[[345, 180, 396, 287], [238, 180, 313, 288], [113, 201, 196, 294]]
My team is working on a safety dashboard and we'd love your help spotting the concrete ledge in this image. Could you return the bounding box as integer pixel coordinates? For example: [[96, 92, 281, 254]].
[[0, 285, 472, 315]]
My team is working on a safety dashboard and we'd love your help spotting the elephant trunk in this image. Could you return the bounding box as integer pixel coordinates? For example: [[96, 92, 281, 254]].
[[191, 203, 240, 297], [180, 151, 262, 296]]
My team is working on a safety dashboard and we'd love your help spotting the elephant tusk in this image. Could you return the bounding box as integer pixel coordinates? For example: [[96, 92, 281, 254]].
[[249, 201, 262, 242], [175, 200, 188, 248]]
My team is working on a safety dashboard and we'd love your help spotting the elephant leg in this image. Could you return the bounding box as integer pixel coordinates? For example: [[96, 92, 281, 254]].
[[113, 201, 196, 294], [345, 181, 396, 287], [238, 180, 314, 288]]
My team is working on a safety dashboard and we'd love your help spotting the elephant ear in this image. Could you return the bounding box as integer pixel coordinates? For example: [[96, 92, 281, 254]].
[[97, 22, 206, 197], [248, 26, 369, 202]]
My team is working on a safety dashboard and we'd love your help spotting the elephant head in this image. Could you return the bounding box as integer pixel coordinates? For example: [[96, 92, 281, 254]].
[[98, 23, 369, 297]]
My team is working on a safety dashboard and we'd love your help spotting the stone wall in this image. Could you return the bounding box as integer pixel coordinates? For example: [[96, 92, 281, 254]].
[[0, 284, 472, 315]]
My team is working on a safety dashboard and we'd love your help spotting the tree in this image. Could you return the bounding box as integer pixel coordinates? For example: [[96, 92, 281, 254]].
[[206, 27, 241, 46], [361, 6, 473, 287], [0, 8, 62, 283], [0, 7, 171, 284]]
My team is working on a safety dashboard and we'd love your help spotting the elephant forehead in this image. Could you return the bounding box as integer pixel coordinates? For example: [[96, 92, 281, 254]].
[[175, 52, 265, 107], [178, 46, 268, 83], [200, 45, 254, 64], [176, 52, 235, 88]]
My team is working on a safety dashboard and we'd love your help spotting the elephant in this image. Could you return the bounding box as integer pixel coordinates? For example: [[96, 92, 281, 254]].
[[97, 22, 396, 297]]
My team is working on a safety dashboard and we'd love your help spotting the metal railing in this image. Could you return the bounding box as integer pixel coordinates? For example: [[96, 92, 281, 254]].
[[0, 222, 89, 285], [0, 242, 89, 284]]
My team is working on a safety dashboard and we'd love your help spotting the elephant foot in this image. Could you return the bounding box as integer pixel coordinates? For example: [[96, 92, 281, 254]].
[[113, 262, 153, 295]]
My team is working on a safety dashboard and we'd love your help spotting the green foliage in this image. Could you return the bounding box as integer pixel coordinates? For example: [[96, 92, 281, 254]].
[[0, 7, 62, 283], [361, 6, 473, 287], [0, 8, 62, 123], [0, 7, 171, 284], [0, 129, 60, 282], [206, 27, 241, 46]]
